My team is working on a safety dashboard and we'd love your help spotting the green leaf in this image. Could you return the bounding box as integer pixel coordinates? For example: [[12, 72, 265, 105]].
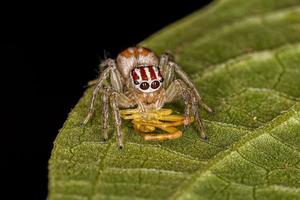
[[48, 0, 300, 199]]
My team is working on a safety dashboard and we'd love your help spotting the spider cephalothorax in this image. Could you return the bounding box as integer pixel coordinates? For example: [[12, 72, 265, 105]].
[[131, 65, 164, 93], [83, 47, 212, 148]]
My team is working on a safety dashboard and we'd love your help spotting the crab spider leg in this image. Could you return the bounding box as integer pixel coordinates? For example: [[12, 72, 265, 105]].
[[157, 115, 185, 122], [138, 129, 182, 141], [120, 108, 172, 117], [120, 108, 194, 141], [133, 119, 184, 141], [133, 118, 192, 128]]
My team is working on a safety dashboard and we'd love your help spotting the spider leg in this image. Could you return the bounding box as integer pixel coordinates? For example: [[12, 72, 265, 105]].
[[158, 53, 175, 88], [159, 52, 211, 114], [101, 87, 110, 141], [190, 92, 207, 139], [104, 87, 135, 145], [165, 79, 207, 139], [171, 61, 213, 113], [84, 57, 139, 148], [83, 58, 125, 125], [110, 91, 124, 148], [82, 63, 112, 125], [160, 54, 213, 113], [87, 59, 118, 87], [165, 79, 193, 128], [87, 79, 98, 86]]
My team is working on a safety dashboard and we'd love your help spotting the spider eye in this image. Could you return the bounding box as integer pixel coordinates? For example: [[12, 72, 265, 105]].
[[151, 81, 160, 89], [140, 82, 149, 90], [160, 77, 164, 82], [133, 80, 139, 85]]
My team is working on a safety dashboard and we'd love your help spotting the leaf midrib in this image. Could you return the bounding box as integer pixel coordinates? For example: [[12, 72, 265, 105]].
[[170, 102, 300, 199]]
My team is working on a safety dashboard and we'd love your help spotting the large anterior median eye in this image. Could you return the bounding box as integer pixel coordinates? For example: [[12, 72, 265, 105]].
[[151, 80, 160, 89], [140, 82, 149, 90]]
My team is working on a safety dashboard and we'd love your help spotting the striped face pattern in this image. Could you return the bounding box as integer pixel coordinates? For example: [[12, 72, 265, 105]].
[[131, 65, 164, 93]]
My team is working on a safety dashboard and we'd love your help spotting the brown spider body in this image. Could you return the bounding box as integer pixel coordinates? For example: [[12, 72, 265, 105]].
[[83, 47, 212, 148], [117, 47, 158, 79], [117, 47, 164, 110]]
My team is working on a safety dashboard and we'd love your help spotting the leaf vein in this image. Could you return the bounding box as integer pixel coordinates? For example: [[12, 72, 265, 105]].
[[171, 103, 300, 199]]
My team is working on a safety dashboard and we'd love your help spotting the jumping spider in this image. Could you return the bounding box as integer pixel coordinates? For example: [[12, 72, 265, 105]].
[[83, 47, 212, 148]]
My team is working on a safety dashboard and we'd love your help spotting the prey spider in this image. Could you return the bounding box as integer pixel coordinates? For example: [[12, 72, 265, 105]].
[[83, 47, 212, 148]]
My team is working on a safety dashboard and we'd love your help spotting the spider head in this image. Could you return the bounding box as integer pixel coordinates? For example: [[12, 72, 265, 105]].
[[131, 65, 164, 93]]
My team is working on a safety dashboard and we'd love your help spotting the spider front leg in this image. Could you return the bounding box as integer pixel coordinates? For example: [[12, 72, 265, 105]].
[[82, 61, 113, 125], [101, 87, 110, 141], [83, 59, 121, 125], [110, 91, 123, 148], [101, 87, 134, 143], [164, 79, 192, 126], [164, 79, 207, 140], [106, 88, 136, 147], [83, 58, 135, 148], [171, 61, 213, 113], [190, 93, 207, 139], [159, 53, 213, 113]]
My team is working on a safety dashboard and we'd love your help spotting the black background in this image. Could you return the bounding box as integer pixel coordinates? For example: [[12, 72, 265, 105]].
[[1, 1, 212, 199]]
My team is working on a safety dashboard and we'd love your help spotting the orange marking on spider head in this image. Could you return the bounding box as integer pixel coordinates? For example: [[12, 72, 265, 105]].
[[138, 47, 152, 56], [133, 47, 139, 57], [116, 47, 159, 79], [120, 47, 152, 58], [120, 48, 134, 58]]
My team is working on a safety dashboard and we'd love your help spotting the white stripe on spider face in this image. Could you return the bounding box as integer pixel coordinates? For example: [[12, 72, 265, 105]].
[[131, 65, 163, 93]]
